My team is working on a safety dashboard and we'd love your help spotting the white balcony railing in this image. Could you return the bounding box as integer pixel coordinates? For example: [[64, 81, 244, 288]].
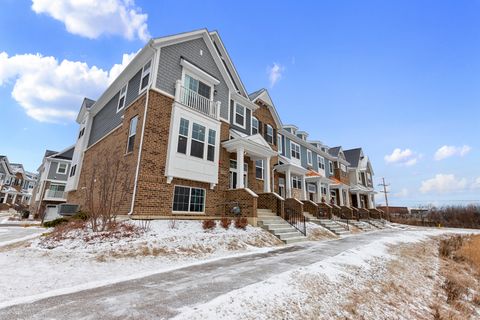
[[175, 80, 220, 119], [45, 189, 65, 200]]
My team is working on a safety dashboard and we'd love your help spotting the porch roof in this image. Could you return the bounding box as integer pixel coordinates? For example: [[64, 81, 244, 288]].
[[350, 184, 375, 193], [329, 177, 350, 189], [305, 170, 330, 183], [222, 133, 277, 159]]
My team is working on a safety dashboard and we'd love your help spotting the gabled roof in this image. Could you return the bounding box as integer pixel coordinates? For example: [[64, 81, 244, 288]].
[[44, 150, 58, 158], [344, 148, 362, 168], [249, 88, 283, 128], [328, 146, 341, 157]]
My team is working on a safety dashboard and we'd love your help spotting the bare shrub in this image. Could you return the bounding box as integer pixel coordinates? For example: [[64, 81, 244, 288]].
[[168, 219, 177, 230], [220, 216, 231, 229], [83, 151, 132, 232], [234, 217, 248, 230], [47, 219, 87, 242], [443, 277, 467, 303], [202, 219, 215, 230], [439, 236, 463, 258], [138, 219, 151, 232]]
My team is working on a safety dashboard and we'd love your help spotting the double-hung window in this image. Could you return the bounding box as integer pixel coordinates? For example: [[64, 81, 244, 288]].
[[292, 175, 302, 189], [291, 142, 301, 160], [190, 123, 206, 159], [251, 117, 259, 134], [139, 60, 151, 92], [127, 116, 138, 153], [234, 103, 245, 128], [177, 118, 189, 154], [117, 84, 127, 112], [184, 74, 211, 99], [57, 163, 67, 174], [318, 156, 325, 170], [255, 160, 264, 180], [307, 150, 313, 166], [266, 125, 273, 144], [173, 186, 205, 213], [207, 129, 216, 162]]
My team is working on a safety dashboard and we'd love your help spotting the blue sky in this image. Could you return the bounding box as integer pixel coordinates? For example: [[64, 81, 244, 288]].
[[0, 0, 479, 207]]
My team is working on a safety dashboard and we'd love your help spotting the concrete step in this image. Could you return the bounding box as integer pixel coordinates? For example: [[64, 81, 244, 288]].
[[278, 232, 304, 240], [284, 236, 308, 244]]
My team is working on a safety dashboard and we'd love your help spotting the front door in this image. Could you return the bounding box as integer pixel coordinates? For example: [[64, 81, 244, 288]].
[[229, 160, 248, 189]]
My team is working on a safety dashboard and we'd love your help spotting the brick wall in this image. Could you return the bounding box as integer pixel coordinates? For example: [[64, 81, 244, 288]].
[[225, 188, 257, 225], [285, 197, 303, 215], [302, 200, 318, 215], [257, 192, 284, 217]]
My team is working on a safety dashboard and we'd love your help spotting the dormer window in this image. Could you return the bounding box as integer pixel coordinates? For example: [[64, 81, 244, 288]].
[[251, 116, 259, 134], [117, 84, 127, 112], [234, 103, 246, 128], [139, 60, 152, 93]]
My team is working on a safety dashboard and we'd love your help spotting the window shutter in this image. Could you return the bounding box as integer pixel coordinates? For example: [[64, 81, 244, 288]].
[[263, 123, 268, 140], [258, 121, 263, 134], [273, 128, 277, 145]]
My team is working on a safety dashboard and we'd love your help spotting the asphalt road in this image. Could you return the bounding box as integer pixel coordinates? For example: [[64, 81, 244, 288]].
[[0, 226, 43, 245], [0, 229, 408, 320]]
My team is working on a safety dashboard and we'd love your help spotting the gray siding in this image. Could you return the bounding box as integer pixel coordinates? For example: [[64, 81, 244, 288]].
[[284, 137, 291, 160], [47, 161, 70, 181], [229, 100, 251, 135], [125, 70, 142, 107], [300, 145, 308, 168], [88, 92, 120, 147], [312, 152, 319, 171], [156, 38, 230, 120]]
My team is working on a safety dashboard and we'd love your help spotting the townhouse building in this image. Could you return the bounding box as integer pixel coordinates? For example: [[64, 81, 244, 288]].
[[0, 156, 37, 208], [30, 147, 74, 219], [64, 29, 379, 227]]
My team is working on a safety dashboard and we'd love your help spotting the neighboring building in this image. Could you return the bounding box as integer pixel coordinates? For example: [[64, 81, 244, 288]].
[[327, 146, 352, 207], [30, 147, 74, 219], [0, 156, 37, 208], [344, 148, 376, 209], [64, 29, 379, 224], [377, 206, 409, 215]]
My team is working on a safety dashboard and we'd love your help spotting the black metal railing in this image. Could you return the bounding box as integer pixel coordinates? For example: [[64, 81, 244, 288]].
[[285, 208, 306, 236]]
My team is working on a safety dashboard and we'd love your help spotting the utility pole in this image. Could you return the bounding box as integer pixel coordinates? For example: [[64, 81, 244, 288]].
[[378, 177, 390, 218]]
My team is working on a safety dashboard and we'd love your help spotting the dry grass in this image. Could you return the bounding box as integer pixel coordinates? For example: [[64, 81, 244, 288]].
[[457, 234, 480, 275]]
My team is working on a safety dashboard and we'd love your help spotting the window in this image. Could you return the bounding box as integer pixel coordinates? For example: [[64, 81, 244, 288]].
[[321, 185, 328, 195], [329, 161, 333, 174], [184, 74, 211, 99], [177, 118, 189, 154], [190, 123, 206, 159], [307, 150, 313, 165], [70, 165, 76, 177], [139, 60, 151, 92], [251, 117, 259, 134], [266, 125, 273, 144], [318, 156, 325, 170], [117, 84, 127, 112], [292, 175, 302, 189], [127, 116, 138, 153], [173, 186, 205, 213], [255, 160, 264, 180], [340, 163, 347, 172], [234, 103, 245, 128], [277, 134, 283, 153], [207, 129, 216, 162], [78, 128, 85, 139], [291, 142, 301, 160], [57, 163, 67, 174]]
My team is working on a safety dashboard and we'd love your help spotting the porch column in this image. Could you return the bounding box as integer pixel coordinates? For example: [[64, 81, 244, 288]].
[[356, 193, 361, 208], [286, 168, 292, 198], [326, 184, 331, 202], [339, 187, 344, 206], [316, 182, 322, 203], [301, 175, 307, 200], [12, 193, 17, 204], [2, 194, 7, 203], [345, 190, 351, 207], [367, 194, 373, 209], [263, 157, 271, 192], [237, 147, 245, 188]]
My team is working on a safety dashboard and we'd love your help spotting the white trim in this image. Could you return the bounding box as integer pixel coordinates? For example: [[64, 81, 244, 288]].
[[138, 59, 152, 95], [290, 141, 301, 160], [116, 83, 128, 113], [150, 87, 175, 99], [234, 102, 246, 129], [266, 124, 274, 144], [126, 115, 139, 154], [56, 163, 67, 175], [277, 134, 283, 154], [251, 116, 259, 135], [329, 161, 334, 175], [255, 159, 264, 180], [307, 149, 313, 166], [180, 59, 220, 86]]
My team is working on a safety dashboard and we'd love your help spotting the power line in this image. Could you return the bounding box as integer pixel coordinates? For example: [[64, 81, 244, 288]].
[[378, 177, 390, 216]]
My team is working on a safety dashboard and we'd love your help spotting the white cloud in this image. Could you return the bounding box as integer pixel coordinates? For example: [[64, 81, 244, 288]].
[[434, 145, 471, 161], [419, 174, 467, 194], [472, 177, 480, 189], [31, 0, 150, 41], [267, 63, 284, 87], [384, 148, 419, 166], [0, 51, 136, 122], [393, 188, 409, 198]]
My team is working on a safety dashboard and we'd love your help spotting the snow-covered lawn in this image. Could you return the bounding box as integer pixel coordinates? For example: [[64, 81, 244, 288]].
[[0, 220, 282, 307], [173, 229, 479, 320]]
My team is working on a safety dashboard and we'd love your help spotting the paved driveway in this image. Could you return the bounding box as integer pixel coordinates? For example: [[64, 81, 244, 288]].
[[0, 229, 407, 320], [0, 227, 43, 246]]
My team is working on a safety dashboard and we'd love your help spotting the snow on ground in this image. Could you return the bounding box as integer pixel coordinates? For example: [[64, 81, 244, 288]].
[[173, 228, 478, 320], [0, 220, 282, 306], [305, 222, 338, 241]]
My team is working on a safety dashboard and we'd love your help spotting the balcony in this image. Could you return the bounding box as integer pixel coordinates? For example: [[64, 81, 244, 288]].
[[44, 189, 66, 201], [175, 80, 220, 119]]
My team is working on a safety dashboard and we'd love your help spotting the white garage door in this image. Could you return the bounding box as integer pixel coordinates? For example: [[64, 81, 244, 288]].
[[44, 205, 60, 222]]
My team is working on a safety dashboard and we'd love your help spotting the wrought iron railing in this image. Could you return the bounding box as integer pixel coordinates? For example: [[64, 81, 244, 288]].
[[284, 207, 306, 236], [175, 80, 220, 119]]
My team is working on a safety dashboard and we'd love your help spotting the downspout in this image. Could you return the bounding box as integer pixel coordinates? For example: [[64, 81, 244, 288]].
[[128, 42, 157, 216]]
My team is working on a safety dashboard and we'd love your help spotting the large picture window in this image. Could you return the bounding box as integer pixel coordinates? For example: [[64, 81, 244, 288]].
[[177, 118, 189, 154], [190, 123, 206, 159], [173, 186, 205, 213]]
